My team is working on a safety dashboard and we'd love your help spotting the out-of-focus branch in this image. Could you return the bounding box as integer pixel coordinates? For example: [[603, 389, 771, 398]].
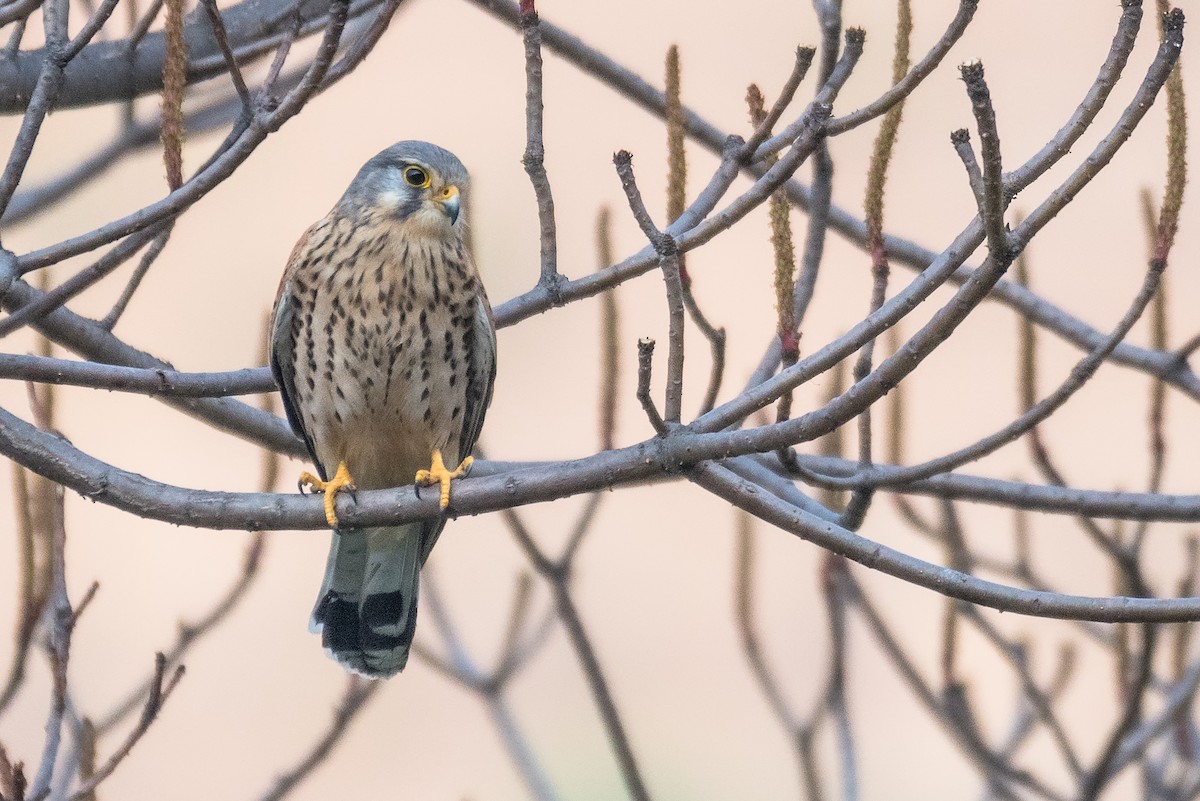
[[820, 552, 858, 801], [502, 482, 652, 801], [734, 511, 800, 736], [596, 209, 619, 451], [95, 530, 266, 734], [845, 573, 1060, 801], [0, 464, 48, 716], [1081, 626, 1158, 799], [64, 654, 185, 801], [960, 606, 1082, 780], [26, 388, 69, 801], [97, 317, 278, 733], [414, 567, 559, 801], [253, 676, 382, 801]]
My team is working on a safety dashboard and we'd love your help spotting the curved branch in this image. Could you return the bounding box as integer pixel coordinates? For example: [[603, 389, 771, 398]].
[[0, 278, 304, 456], [0, 0, 398, 112], [693, 462, 1200, 624], [0, 353, 275, 396], [473, 0, 1200, 402], [3, 398, 1200, 530]]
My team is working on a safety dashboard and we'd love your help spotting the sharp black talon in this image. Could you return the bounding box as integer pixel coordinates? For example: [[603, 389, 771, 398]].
[[413, 483, 422, 500], [347, 485, 358, 503], [298, 479, 308, 495]]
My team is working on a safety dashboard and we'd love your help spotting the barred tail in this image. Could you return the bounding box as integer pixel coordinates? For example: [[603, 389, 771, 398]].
[[310, 524, 425, 678]]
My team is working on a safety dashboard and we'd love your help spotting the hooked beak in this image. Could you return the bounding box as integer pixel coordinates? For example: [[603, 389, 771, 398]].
[[436, 185, 461, 225]]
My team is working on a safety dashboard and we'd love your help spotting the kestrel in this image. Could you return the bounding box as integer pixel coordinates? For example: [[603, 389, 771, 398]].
[[270, 141, 496, 678]]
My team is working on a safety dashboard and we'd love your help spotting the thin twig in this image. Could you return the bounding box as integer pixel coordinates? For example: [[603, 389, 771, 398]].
[[636, 338, 667, 435], [1081, 625, 1158, 799], [734, 512, 799, 734], [254, 677, 382, 801], [124, 0, 163, 52], [98, 225, 174, 330], [199, 0, 253, 112], [614, 151, 685, 424], [65, 655, 184, 801], [27, 478, 68, 801], [504, 507, 653, 801], [94, 533, 264, 733], [960, 61, 1009, 264], [742, 46, 816, 155], [416, 564, 559, 801], [520, 0, 560, 295], [951, 128, 985, 206], [843, 571, 1061, 801], [0, 465, 48, 716], [820, 553, 858, 801], [794, 252, 1167, 490], [960, 606, 1083, 779]]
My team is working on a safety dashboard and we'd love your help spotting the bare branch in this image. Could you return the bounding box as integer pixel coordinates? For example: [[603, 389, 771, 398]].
[[959, 61, 1009, 264], [614, 151, 685, 424], [65, 654, 185, 801], [253, 676, 382, 801], [734, 512, 799, 734], [198, 0, 253, 112], [520, 0, 559, 294], [0, 354, 274, 396], [0, 0, 400, 112]]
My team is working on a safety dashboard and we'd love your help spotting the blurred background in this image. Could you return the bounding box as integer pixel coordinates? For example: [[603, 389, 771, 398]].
[[1, 0, 1198, 798]]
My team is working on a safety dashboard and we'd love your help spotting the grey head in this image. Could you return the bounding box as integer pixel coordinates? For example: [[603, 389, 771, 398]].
[[338, 140, 470, 230]]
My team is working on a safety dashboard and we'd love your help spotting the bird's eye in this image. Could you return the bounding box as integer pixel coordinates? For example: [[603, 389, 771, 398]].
[[403, 166, 430, 188]]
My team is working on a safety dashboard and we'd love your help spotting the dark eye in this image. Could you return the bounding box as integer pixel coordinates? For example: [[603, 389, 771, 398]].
[[403, 166, 429, 188]]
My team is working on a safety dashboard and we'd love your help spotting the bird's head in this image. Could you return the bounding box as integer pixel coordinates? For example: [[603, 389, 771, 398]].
[[342, 140, 469, 235]]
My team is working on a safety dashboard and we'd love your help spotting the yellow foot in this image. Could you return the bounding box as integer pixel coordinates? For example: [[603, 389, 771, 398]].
[[299, 461, 356, 527], [415, 450, 473, 510]]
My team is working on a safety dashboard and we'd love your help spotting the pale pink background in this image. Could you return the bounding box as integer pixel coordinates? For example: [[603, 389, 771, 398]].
[[1, 1, 1198, 798]]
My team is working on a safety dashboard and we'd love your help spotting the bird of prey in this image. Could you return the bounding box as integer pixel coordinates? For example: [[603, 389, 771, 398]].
[[270, 141, 496, 678]]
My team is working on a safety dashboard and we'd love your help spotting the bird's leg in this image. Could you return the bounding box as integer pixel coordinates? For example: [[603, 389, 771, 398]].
[[415, 449, 473, 510], [299, 461, 356, 527]]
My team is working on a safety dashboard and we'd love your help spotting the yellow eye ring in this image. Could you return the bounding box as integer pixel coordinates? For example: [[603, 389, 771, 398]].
[[403, 166, 430, 188]]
